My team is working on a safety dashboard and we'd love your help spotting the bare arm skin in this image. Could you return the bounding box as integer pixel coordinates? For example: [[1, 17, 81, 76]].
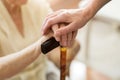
[[0, 34, 52, 79]]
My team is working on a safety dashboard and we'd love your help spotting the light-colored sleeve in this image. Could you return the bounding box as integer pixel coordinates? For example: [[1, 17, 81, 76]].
[[28, 0, 52, 28], [0, 28, 6, 56]]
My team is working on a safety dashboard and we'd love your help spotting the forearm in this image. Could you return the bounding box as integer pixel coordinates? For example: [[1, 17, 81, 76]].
[[0, 39, 41, 79], [84, 0, 111, 19], [47, 0, 80, 11]]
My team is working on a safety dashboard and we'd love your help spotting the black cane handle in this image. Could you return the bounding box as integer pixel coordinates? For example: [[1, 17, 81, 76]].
[[41, 37, 60, 54]]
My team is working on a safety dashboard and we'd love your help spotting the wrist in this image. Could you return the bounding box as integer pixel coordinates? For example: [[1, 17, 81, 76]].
[[34, 39, 42, 55], [83, 0, 111, 19], [84, 7, 95, 20], [77, 8, 93, 23]]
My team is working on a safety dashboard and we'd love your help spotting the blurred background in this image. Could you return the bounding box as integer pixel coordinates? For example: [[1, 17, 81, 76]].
[[70, 0, 120, 80], [46, 0, 120, 80]]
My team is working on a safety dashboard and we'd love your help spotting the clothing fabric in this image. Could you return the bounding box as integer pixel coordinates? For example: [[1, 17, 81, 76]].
[[0, 0, 51, 80]]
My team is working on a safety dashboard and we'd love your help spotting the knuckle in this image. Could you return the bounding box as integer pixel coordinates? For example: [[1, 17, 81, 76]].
[[56, 31, 61, 36], [59, 10, 69, 16], [47, 19, 53, 25], [44, 17, 49, 22], [62, 12, 68, 17]]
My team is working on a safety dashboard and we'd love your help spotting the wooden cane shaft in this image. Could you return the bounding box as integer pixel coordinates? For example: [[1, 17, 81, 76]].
[[60, 47, 67, 80]]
